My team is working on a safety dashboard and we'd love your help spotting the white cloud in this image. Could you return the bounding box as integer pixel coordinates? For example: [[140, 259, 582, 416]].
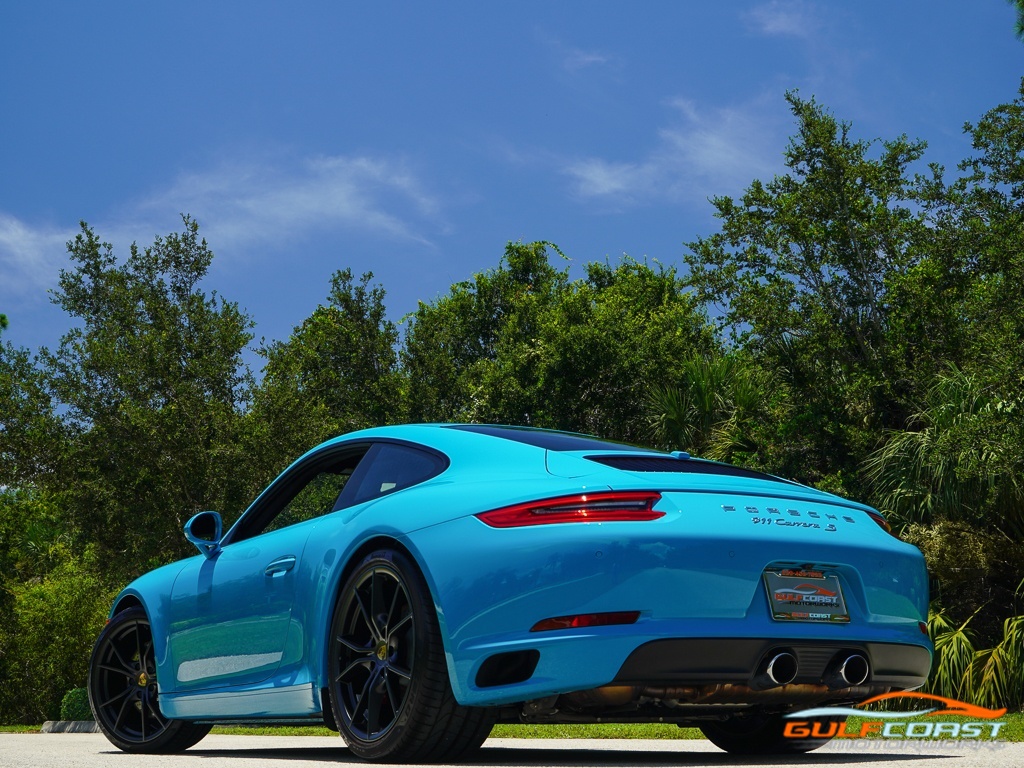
[[535, 30, 616, 75], [561, 96, 785, 207], [0, 214, 74, 305], [743, 0, 817, 38], [133, 154, 441, 250], [563, 47, 611, 73], [0, 153, 442, 306]]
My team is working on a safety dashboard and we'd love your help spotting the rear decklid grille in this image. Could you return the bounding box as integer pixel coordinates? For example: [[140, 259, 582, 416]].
[[585, 455, 799, 486]]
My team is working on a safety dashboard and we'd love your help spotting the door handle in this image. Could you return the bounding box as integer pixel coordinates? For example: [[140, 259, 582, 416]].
[[264, 555, 297, 577]]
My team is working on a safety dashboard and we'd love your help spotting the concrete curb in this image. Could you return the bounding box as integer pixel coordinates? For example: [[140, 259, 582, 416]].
[[41, 721, 100, 733]]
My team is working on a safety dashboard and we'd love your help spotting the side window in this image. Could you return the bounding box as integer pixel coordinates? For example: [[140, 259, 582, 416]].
[[231, 448, 368, 542], [261, 467, 352, 535], [334, 443, 447, 510]]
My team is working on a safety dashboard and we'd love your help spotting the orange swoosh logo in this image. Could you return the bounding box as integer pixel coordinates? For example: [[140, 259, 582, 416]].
[[860, 692, 1007, 719]]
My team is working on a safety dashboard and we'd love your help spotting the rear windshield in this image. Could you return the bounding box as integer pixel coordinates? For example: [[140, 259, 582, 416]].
[[446, 424, 655, 453]]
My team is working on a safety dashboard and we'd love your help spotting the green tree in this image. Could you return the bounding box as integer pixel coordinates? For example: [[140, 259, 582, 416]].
[[530, 259, 716, 442], [0, 490, 110, 723], [41, 217, 255, 571], [0, 343, 60, 491], [0, 556, 113, 722], [684, 92, 930, 490], [869, 82, 1024, 537], [248, 269, 404, 481], [403, 243, 715, 442], [402, 241, 568, 424], [919, 81, 1024, 392]]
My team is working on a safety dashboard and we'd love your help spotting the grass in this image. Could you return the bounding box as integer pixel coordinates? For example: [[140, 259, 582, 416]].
[[491, 724, 704, 739], [203, 723, 704, 739], [4, 713, 1023, 741]]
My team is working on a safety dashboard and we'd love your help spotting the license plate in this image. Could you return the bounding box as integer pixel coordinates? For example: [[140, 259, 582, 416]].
[[764, 569, 849, 623]]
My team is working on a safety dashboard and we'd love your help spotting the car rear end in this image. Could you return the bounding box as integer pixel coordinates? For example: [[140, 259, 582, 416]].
[[404, 430, 931, 723]]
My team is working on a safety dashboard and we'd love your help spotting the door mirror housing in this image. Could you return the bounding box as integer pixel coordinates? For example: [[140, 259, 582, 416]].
[[185, 511, 223, 558]]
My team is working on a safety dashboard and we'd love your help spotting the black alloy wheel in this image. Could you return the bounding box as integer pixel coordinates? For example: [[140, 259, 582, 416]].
[[88, 607, 210, 753], [332, 559, 415, 741], [328, 549, 494, 762]]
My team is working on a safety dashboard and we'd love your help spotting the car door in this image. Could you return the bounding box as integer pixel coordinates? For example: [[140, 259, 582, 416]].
[[165, 446, 366, 692]]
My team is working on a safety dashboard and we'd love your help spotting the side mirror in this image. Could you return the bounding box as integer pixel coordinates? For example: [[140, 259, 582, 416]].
[[184, 511, 223, 559]]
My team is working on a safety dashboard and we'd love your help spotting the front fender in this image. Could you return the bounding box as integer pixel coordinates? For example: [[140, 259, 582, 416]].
[[107, 559, 192, 695]]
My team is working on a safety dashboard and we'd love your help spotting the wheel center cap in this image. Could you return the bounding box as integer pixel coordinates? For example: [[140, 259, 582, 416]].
[[137, 672, 149, 687], [376, 642, 388, 661]]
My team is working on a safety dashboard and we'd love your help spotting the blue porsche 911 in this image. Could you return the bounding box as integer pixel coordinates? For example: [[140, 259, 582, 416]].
[[88, 424, 932, 760]]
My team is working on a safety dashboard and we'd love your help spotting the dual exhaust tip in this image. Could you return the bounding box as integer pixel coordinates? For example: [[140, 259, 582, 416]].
[[755, 651, 870, 689]]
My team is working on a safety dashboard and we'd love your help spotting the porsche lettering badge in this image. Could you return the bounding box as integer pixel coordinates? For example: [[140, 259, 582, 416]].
[[725, 504, 858, 532]]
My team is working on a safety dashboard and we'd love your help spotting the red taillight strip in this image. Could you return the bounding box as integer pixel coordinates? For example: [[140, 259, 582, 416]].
[[531, 611, 641, 632], [475, 491, 663, 528], [867, 510, 894, 535]]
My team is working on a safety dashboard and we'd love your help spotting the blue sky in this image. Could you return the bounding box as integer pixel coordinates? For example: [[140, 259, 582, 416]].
[[1, 2, 1021, 358]]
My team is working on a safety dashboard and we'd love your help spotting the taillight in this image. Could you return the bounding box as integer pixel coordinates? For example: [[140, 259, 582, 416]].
[[531, 611, 641, 632], [475, 491, 663, 528], [867, 510, 897, 536]]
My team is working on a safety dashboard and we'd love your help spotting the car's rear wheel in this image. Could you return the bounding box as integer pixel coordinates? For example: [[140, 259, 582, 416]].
[[88, 607, 211, 753], [700, 712, 843, 754], [328, 549, 494, 762]]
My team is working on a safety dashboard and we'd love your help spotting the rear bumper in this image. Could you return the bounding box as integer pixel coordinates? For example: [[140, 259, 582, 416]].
[[613, 637, 931, 690], [444, 618, 932, 706]]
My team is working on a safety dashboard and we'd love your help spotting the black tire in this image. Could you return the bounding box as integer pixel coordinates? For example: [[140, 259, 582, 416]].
[[328, 549, 494, 762], [88, 607, 211, 753], [700, 712, 843, 754]]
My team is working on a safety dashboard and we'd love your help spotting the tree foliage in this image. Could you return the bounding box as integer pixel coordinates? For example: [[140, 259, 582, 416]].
[[647, 353, 772, 463], [867, 83, 1024, 540], [30, 217, 254, 571], [1011, 0, 1024, 42], [684, 92, 931, 490], [404, 242, 715, 442], [864, 366, 1024, 536], [249, 269, 403, 483], [403, 241, 570, 424], [0, 556, 113, 722]]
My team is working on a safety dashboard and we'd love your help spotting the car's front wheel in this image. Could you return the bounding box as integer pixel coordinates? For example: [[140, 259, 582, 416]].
[[328, 549, 494, 762], [700, 712, 843, 754], [88, 606, 211, 752]]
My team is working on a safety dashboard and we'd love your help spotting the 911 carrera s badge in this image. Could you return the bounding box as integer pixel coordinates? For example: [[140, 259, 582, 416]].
[[764, 570, 850, 622], [733, 504, 857, 532]]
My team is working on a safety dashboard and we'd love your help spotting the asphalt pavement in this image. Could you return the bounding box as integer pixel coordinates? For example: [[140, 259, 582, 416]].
[[1, 734, 1021, 768]]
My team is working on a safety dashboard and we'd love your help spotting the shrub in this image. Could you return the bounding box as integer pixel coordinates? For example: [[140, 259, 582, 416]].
[[0, 559, 112, 723], [59, 688, 92, 721], [902, 520, 1024, 646]]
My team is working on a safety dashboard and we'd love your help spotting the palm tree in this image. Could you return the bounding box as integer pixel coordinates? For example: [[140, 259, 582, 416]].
[[863, 365, 1024, 536], [647, 354, 767, 462]]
